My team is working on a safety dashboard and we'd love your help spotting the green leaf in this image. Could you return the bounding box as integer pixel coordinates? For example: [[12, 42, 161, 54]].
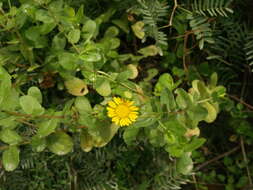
[[39, 23, 56, 35], [131, 117, 157, 128], [166, 144, 184, 157], [37, 116, 60, 138], [175, 88, 192, 109], [148, 128, 166, 147], [80, 51, 102, 62], [164, 117, 186, 136], [104, 26, 119, 38], [47, 132, 73, 155], [0, 129, 22, 145], [75, 97, 92, 114], [82, 20, 97, 42], [95, 78, 111, 96], [184, 137, 206, 152], [35, 9, 54, 23], [2, 146, 20, 171], [95, 123, 119, 147], [123, 126, 140, 145], [0, 67, 12, 107], [112, 19, 129, 33], [31, 136, 47, 152], [25, 26, 40, 42], [177, 153, 193, 175], [210, 72, 218, 87], [187, 104, 208, 122], [19, 95, 45, 115], [0, 116, 18, 130], [67, 29, 81, 44], [58, 52, 78, 71], [155, 73, 175, 93], [52, 34, 66, 51], [160, 88, 176, 111], [28, 86, 42, 104], [116, 70, 132, 81]]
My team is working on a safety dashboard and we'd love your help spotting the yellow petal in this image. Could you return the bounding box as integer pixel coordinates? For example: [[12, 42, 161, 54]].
[[113, 97, 122, 105], [108, 101, 117, 108], [120, 119, 126, 126], [124, 118, 131, 125], [129, 114, 137, 121], [108, 111, 116, 117], [130, 106, 139, 111], [112, 117, 120, 125], [126, 100, 134, 106], [106, 107, 115, 112]]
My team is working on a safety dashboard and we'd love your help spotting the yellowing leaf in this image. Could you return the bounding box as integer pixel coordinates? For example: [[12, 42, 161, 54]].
[[80, 130, 94, 152], [184, 128, 200, 138], [65, 78, 88, 96], [127, 64, 138, 79], [131, 21, 145, 39], [202, 102, 217, 123], [138, 45, 159, 57]]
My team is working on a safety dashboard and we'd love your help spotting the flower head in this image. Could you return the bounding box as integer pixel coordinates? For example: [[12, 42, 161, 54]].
[[107, 97, 139, 126]]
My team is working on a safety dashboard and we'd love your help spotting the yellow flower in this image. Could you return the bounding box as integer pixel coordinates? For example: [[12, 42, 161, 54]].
[[107, 97, 139, 126]]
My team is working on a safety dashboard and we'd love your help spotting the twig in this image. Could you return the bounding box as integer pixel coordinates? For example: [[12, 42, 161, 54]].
[[183, 32, 190, 71], [240, 136, 253, 185], [159, 0, 178, 28], [169, 0, 178, 27], [195, 146, 240, 171], [192, 174, 199, 190], [2, 110, 65, 119], [228, 95, 253, 110]]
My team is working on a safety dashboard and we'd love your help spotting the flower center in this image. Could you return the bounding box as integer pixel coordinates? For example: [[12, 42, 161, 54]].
[[115, 104, 130, 118]]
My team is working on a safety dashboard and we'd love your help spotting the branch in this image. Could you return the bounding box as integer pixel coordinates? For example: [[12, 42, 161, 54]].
[[228, 95, 253, 110], [2, 110, 65, 119], [195, 146, 240, 171], [169, 0, 178, 27], [240, 136, 253, 185]]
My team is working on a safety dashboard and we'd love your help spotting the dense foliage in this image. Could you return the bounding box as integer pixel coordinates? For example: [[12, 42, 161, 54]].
[[0, 0, 252, 189]]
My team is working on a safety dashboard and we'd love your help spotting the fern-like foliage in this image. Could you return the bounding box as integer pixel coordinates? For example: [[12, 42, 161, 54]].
[[207, 18, 253, 71], [188, 14, 214, 49], [153, 158, 190, 190], [137, 0, 169, 48], [191, 0, 233, 17], [244, 34, 253, 69]]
